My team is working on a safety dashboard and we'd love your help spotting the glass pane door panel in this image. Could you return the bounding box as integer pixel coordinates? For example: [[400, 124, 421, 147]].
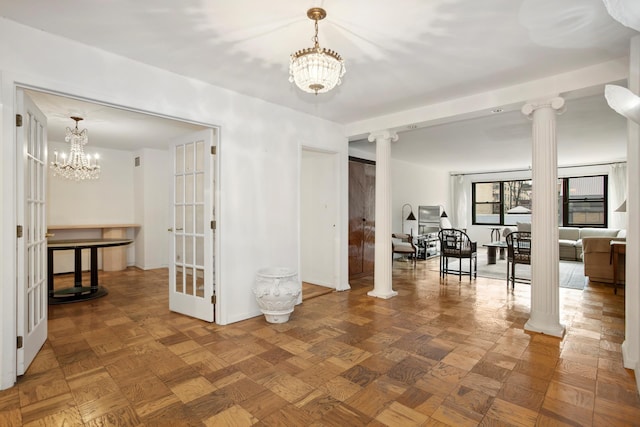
[[175, 266, 184, 293], [196, 236, 204, 266], [196, 141, 204, 172], [175, 176, 184, 204], [195, 173, 204, 203], [186, 143, 194, 172], [185, 206, 194, 233], [185, 236, 194, 265], [196, 205, 204, 234], [175, 235, 183, 263], [185, 174, 194, 204], [175, 206, 184, 230], [196, 268, 204, 297], [176, 145, 184, 173]]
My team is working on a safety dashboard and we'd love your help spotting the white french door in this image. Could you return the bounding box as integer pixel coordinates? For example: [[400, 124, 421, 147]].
[[169, 129, 216, 322], [16, 89, 48, 375]]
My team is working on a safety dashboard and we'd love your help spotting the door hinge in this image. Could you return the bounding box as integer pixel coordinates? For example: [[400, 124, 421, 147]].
[[17, 225, 23, 238], [17, 336, 23, 349], [16, 114, 23, 127], [211, 146, 216, 155], [211, 220, 216, 230], [211, 294, 216, 304]]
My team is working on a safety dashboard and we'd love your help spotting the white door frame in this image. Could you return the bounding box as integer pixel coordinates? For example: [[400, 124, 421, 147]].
[[0, 76, 221, 390]]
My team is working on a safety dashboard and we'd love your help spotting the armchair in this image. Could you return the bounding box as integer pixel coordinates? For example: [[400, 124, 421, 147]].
[[438, 229, 477, 281], [506, 231, 531, 289], [392, 233, 417, 268], [582, 236, 625, 284]]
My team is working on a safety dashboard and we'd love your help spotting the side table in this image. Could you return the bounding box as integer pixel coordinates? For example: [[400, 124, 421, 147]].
[[610, 241, 626, 295]]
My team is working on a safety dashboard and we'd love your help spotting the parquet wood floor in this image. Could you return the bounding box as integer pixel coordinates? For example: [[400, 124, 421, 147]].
[[1, 257, 639, 426]]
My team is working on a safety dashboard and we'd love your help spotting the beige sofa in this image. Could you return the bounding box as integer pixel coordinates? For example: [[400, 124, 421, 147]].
[[582, 234, 626, 283], [504, 224, 624, 262], [559, 227, 623, 261]]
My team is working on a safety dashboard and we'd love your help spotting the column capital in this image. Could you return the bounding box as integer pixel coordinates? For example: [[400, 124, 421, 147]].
[[368, 130, 399, 143], [521, 96, 566, 119]]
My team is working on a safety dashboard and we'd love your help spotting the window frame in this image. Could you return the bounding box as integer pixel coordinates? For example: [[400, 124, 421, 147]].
[[561, 175, 608, 228], [471, 175, 608, 228]]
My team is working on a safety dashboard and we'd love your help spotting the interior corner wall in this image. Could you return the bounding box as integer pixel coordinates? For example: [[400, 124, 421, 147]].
[[390, 159, 449, 235]]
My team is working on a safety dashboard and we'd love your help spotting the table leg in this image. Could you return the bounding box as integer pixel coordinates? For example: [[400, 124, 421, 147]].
[[487, 246, 497, 264], [499, 247, 506, 260], [74, 248, 83, 287], [90, 247, 99, 292], [48, 248, 54, 297]]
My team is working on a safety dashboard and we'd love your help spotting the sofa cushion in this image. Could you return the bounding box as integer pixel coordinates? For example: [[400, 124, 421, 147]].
[[559, 227, 580, 241], [579, 228, 619, 239], [559, 239, 577, 248], [517, 222, 531, 232]]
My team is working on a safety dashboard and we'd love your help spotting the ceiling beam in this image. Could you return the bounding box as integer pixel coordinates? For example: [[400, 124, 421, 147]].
[[346, 58, 629, 140]]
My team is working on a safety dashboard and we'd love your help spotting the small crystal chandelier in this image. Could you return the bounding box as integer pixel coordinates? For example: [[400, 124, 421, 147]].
[[50, 116, 100, 181], [289, 7, 346, 95]]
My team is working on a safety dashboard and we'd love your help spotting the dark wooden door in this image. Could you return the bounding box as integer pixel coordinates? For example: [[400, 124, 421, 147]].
[[349, 159, 375, 278]]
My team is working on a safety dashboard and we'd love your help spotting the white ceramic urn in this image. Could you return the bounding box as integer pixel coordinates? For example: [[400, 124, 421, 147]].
[[254, 267, 300, 323]]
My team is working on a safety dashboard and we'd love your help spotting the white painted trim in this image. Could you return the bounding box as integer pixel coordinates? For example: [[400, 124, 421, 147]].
[[346, 59, 628, 138], [0, 73, 18, 390]]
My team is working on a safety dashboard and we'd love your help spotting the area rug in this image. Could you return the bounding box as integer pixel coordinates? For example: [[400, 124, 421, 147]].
[[433, 250, 586, 290]]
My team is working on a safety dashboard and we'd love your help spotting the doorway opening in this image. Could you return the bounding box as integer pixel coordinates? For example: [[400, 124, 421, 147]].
[[300, 148, 339, 299], [16, 86, 220, 376]]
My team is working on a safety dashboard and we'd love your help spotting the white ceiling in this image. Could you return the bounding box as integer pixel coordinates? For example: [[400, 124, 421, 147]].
[[349, 93, 629, 172], [4, 0, 638, 169], [25, 90, 206, 150]]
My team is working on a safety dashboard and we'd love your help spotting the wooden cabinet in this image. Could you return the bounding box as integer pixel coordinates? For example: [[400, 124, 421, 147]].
[[349, 159, 375, 278]]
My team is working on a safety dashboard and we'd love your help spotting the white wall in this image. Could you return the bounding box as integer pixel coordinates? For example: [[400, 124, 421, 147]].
[[133, 148, 170, 270], [48, 141, 135, 224], [301, 150, 337, 288], [0, 17, 348, 389], [391, 159, 449, 235]]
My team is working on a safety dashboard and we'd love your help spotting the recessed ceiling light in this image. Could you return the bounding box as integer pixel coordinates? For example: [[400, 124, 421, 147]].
[[491, 108, 504, 114]]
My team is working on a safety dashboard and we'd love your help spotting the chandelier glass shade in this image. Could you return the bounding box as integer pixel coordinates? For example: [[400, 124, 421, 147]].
[[289, 7, 345, 95], [50, 117, 100, 181]]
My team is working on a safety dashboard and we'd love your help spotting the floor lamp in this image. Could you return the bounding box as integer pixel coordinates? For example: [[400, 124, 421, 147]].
[[402, 203, 417, 236]]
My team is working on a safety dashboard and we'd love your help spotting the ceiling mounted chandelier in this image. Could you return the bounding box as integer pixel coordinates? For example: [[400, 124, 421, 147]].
[[289, 7, 346, 95], [50, 116, 100, 181]]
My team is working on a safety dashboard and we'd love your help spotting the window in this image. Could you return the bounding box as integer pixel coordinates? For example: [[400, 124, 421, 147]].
[[472, 182, 502, 224], [561, 175, 607, 227], [472, 180, 532, 225], [472, 175, 607, 227]]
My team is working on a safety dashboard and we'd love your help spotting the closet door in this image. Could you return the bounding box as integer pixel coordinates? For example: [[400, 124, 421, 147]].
[[348, 159, 375, 278]]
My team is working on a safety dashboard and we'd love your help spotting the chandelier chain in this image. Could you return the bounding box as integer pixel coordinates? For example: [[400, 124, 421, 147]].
[[313, 19, 319, 48]]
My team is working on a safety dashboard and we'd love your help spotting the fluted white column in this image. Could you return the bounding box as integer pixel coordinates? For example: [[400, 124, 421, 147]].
[[368, 130, 398, 299], [622, 35, 640, 379], [521, 97, 566, 337]]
